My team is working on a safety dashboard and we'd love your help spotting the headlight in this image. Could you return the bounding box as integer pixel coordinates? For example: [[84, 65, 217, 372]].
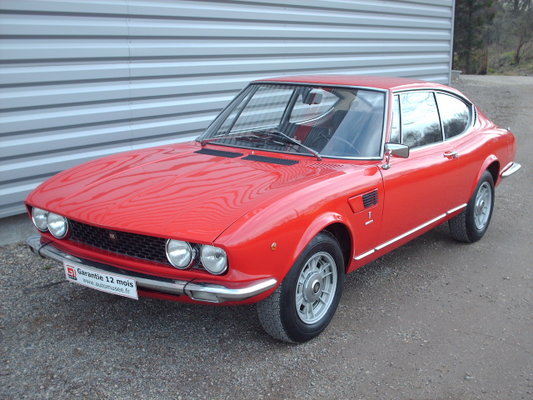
[[31, 207, 49, 231], [166, 240, 196, 269], [47, 212, 68, 239], [200, 245, 228, 275]]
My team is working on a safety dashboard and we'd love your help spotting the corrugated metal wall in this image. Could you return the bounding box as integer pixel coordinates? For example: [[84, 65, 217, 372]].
[[0, 0, 455, 218]]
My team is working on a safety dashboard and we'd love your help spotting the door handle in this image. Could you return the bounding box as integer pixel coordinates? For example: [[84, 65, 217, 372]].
[[443, 151, 459, 159]]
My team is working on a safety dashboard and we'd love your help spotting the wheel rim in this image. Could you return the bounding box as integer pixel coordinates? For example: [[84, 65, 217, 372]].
[[474, 181, 492, 230], [295, 251, 338, 325]]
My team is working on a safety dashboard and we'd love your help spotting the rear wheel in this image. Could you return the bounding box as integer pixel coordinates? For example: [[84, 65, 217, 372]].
[[449, 171, 495, 243], [257, 232, 344, 343]]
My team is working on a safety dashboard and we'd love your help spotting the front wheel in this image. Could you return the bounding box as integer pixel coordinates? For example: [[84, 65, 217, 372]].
[[257, 232, 344, 343], [449, 171, 495, 243]]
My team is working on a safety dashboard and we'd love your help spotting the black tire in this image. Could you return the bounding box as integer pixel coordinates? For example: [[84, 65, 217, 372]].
[[257, 231, 345, 343], [449, 171, 495, 243]]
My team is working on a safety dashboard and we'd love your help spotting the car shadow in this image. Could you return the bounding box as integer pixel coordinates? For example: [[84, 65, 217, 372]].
[[47, 223, 460, 349]]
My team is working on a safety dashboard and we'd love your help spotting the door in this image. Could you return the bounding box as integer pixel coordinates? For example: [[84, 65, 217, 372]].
[[379, 91, 473, 245]]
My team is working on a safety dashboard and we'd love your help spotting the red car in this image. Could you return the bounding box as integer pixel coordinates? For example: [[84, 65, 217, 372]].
[[26, 75, 520, 343]]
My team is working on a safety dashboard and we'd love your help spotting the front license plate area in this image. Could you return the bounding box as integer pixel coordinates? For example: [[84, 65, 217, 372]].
[[64, 262, 138, 300]]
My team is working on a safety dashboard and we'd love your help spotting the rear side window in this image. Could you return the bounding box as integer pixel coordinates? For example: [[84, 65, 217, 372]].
[[436, 93, 471, 139], [400, 92, 442, 148]]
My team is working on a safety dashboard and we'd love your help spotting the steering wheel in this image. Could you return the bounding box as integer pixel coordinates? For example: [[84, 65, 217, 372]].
[[327, 136, 360, 156]]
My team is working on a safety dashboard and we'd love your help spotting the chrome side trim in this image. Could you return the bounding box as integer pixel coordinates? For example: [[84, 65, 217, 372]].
[[501, 162, 521, 178], [27, 235, 277, 304], [375, 213, 447, 251], [447, 203, 468, 214], [354, 249, 375, 261], [354, 203, 467, 261]]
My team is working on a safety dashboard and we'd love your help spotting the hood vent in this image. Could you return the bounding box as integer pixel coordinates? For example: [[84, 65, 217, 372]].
[[195, 148, 243, 158], [362, 189, 378, 208], [308, 162, 345, 170], [242, 154, 298, 165]]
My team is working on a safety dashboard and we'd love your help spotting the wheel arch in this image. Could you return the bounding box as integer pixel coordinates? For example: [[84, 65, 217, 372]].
[[323, 222, 352, 272], [291, 213, 353, 274], [473, 156, 500, 194], [486, 160, 500, 186]]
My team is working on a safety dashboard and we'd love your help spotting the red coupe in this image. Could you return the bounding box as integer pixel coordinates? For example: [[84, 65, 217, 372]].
[[26, 76, 520, 343]]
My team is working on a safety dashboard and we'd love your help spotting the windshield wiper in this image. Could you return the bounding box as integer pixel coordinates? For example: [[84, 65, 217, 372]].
[[197, 130, 322, 161], [258, 129, 322, 161]]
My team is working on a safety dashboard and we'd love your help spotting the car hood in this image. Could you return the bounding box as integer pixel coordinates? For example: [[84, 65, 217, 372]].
[[28, 143, 348, 243]]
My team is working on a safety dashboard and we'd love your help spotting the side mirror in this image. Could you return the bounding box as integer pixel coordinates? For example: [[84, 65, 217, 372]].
[[382, 143, 409, 170], [386, 143, 409, 158]]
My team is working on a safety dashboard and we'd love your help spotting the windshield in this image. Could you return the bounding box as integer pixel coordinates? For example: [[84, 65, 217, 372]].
[[198, 83, 386, 159]]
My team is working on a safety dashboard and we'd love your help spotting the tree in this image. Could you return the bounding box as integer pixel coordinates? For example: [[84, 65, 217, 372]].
[[504, 0, 533, 64], [454, 0, 497, 74]]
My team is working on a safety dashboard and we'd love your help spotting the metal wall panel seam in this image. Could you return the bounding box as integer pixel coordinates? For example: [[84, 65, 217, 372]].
[[0, 0, 454, 218]]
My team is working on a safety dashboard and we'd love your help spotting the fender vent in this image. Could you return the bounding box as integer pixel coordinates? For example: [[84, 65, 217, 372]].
[[362, 190, 378, 208]]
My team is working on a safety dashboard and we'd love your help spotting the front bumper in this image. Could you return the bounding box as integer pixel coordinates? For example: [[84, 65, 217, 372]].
[[27, 235, 277, 303], [501, 161, 521, 178]]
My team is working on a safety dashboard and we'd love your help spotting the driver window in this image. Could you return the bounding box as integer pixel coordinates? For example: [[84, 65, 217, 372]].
[[399, 92, 443, 148], [390, 95, 401, 143]]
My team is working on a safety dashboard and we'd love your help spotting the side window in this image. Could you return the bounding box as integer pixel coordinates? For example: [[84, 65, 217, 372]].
[[436, 93, 471, 139], [400, 92, 443, 148], [390, 95, 401, 143]]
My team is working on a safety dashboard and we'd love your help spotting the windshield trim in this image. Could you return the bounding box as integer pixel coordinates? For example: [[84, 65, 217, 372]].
[[197, 82, 390, 161]]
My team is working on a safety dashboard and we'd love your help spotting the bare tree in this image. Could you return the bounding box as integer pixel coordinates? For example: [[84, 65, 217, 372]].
[[513, 1, 532, 64], [498, 0, 532, 64]]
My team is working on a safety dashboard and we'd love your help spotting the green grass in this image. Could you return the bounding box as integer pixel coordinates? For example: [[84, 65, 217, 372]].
[[488, 50, 533, 76]]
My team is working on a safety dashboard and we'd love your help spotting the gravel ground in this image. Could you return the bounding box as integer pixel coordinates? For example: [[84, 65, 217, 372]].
[[1, 75, 532, 400]]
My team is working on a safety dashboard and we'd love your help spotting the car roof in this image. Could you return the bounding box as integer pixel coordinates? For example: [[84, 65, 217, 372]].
[[255, 75, 454, 92]]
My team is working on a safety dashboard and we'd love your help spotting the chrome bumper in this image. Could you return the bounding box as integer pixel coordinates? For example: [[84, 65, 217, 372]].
[[27, 235, 277, 303], [501, 162, 521, 178]]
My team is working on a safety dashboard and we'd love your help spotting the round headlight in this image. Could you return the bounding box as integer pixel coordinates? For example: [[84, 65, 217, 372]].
[[31, 207, 49, 231], [47, 212, 68, 239], [166, 240, 195, 269], [200, 245, 228, 275]]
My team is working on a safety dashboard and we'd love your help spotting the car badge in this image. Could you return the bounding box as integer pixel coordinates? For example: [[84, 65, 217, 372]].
[[109, 232, 118, 241]]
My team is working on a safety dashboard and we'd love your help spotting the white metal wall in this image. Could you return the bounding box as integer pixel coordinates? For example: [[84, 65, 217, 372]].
[[0, 0, 455, 218]]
